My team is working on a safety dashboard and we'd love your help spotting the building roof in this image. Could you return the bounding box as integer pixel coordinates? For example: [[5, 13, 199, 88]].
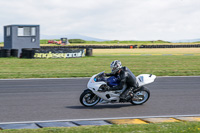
[[4, 24, 40, 27]]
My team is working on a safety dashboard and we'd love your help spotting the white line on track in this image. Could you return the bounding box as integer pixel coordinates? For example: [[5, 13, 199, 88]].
[[0, 76, 200, 80], [1, 114, 200, 125], [0, 77, 90, 80]]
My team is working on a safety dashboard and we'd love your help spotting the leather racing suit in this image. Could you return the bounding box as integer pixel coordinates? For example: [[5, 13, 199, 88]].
[[105, 66, 138, 91]]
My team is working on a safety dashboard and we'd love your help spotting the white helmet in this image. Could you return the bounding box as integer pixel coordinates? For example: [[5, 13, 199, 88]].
[[110, 60, 122, 73]]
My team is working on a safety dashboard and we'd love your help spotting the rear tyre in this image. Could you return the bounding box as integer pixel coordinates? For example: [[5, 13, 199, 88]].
[[130, 86, 150, 105], [80, 89, 100, 107]]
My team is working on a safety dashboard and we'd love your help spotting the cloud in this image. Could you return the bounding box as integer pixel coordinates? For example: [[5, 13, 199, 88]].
[[0, 0, 200, 41]]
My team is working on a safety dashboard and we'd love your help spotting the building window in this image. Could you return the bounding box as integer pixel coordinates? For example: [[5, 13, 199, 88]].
[[18, 27, 36, 36], [18, 27, 24, 36], [6, 27, 11, 36], [31, 27, 36, 36]]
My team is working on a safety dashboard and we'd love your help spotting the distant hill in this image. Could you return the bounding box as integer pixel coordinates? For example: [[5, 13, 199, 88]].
[[0, 34, 107, 43], [1, 33, 200, 43], [171, 38, 200, 43], [41, 34, 108, 42]]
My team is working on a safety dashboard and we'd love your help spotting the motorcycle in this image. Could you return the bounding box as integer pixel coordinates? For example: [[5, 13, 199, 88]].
[[80, 71, 156, 107]]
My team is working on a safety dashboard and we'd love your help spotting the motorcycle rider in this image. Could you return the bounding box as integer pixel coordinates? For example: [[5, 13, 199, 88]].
[[104, 60, 138, 101]]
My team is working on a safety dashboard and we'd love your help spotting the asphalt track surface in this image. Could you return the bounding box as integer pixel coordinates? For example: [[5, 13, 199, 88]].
[[0, 77, 200, 123]]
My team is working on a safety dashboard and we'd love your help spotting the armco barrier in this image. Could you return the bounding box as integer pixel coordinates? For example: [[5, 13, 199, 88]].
[[40, 45, 138, 49], [139, 44, 200, 48], [40, 44, 200, 49]]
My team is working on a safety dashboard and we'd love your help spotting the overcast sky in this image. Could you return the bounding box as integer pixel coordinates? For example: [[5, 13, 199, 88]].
[[0, 0, 200, 41]]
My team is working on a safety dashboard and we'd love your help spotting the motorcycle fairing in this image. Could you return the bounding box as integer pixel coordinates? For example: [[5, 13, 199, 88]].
[[136, 74, 156, 87]]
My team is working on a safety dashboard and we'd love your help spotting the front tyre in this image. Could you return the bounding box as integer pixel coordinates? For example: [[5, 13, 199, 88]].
[[80, 89, 100, 107], [130, 86, 150, 105]]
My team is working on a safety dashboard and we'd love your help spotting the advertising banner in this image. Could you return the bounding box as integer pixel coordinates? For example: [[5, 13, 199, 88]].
[[34, 48, 85, 58]]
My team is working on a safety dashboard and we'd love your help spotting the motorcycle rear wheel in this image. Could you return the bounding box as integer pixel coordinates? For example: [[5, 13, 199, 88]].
[[130, 86, 150, 105], [80, 89, 100, 107]]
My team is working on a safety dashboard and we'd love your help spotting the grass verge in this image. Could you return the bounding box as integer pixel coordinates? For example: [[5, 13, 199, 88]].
[[93, 48, 200, 55], [0, 55, 200, 79], [1, 122, 200, 133]]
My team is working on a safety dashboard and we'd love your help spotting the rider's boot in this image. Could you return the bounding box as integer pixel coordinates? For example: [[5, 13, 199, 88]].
[[120, 87, 135, 101]]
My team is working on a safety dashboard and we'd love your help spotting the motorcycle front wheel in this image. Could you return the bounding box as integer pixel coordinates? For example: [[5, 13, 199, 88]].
[[130, 86, 150, 105], [80, 89, 100, 107]]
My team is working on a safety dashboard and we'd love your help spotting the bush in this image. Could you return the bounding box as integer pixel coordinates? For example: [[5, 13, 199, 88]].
[[68, 39, 86, 43], [40, 40, 48, 44]]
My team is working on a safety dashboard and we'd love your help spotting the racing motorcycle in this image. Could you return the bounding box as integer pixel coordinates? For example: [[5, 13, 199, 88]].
[[80, 71, 156, 107]]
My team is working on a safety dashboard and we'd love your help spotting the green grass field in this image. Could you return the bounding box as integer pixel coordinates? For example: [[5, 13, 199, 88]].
[[1, 122, 200, 133], [0, 49, 200, 132], [93, 48, 200, 55], [0, 55, 200, 79]]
